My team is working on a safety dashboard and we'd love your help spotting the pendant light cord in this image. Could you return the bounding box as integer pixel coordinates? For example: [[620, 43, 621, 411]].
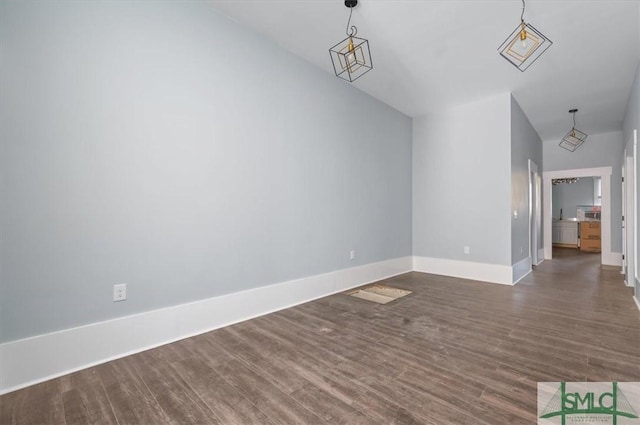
[[573, 111, 577, 129], [346, 6, 357, 37], [521, 0, 525, 22]]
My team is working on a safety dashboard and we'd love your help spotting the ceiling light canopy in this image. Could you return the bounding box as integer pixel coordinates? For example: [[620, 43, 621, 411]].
[[498, 0, 552, 71], [559, 109, 588, 152], [329, 0, 373, 83]]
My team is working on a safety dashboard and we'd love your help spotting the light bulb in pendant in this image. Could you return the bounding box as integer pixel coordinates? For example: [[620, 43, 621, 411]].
[[346, 37, 356, 64], [519, 21, 527, 48]]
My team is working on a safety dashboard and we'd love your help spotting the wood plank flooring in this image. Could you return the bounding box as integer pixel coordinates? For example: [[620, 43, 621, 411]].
[[1, 248, 639, 424]]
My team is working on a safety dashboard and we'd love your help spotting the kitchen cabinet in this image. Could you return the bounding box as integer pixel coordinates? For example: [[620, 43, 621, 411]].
[[552, 220, 578, 247]]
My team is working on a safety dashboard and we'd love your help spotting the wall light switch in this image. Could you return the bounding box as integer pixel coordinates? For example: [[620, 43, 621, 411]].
[[464, 246, 470, 255], [513, 210, 519, 219]]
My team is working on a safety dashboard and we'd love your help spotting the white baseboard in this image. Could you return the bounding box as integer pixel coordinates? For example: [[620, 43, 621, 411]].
[[536, 249, 545, 265], [634, 295, 640, 312], [624, 271, 633, 287], [0, 256, 412, 395], [602, 251, 623, 267], [412, 256, 514, 285], [512, 257, 532, 284]]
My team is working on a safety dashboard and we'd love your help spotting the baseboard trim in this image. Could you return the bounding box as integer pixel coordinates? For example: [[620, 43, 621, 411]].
[[536, 249, 545, 265], [512, 257, 532, 284], [634, 295, 640, 312], [413, 256, 513, 285], [0, 256, 412, 394], [624, 271, 633, 287], [602, 251, 623, 267], [553, 243, 579, 249]]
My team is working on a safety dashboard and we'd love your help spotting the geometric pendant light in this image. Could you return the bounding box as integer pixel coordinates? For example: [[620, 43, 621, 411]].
[[498, 0, 552, 71], [559, 109, 588, 152], [552, 178, 580, 185], [329, 0, 373, 82]]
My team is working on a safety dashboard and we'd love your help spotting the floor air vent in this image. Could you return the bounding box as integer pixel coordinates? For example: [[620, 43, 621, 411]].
[[347, 285, 412, 304]]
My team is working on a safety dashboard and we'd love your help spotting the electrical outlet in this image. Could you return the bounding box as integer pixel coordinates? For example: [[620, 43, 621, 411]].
[[113, 284, 127, 302], [464, 246, 470, 255], [350, 250, 356, 260]]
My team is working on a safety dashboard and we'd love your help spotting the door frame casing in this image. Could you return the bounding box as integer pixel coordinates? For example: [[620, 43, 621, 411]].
[[632, 129, 638, 294], [528, 160, 542, 265], [623, 153, 635, 286]]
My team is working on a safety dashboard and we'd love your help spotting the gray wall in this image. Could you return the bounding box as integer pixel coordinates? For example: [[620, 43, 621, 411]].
[[0, 1, 413, 343], [510, 96, 543, 264], [622, 65, 640, 147], [543, 131, 624, 251], [413, 93, 512, 266], [551, 178, 595, 220], [623, 64, 640, 150]]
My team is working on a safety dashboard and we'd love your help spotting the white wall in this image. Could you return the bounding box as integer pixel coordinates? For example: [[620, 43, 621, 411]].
[[510, 96, 543, 266], [543, 131, 624, 252], [413, 93, 512, 267], [0, 1, 413, 344]]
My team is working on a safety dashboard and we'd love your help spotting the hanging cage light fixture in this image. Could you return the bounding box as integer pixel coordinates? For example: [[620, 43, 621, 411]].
[[329, 0, 373, 82], [559, 109, 588, 152], [552, 178, 580, 185], [498, 0, 552, 71]]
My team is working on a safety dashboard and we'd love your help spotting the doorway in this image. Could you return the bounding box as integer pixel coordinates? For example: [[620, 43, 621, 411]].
[[542, 167, 616, 265]]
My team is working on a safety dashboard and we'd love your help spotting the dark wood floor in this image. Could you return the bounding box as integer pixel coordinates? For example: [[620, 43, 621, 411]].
[[1, 248, 639, 424]]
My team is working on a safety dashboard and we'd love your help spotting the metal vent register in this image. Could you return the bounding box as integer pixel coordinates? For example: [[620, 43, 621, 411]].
[[347, 285, 412, 304]]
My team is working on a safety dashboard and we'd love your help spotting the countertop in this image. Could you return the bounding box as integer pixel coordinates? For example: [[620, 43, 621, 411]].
[[553, 218, 600, 223]]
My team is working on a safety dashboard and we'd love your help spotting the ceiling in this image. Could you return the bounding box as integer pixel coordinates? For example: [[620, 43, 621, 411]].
[[210, 1, 640, 141]]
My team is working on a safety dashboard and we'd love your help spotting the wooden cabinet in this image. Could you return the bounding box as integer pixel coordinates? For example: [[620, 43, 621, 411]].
[[580, 221, 601, 252], [552, 221, 578, 247]]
